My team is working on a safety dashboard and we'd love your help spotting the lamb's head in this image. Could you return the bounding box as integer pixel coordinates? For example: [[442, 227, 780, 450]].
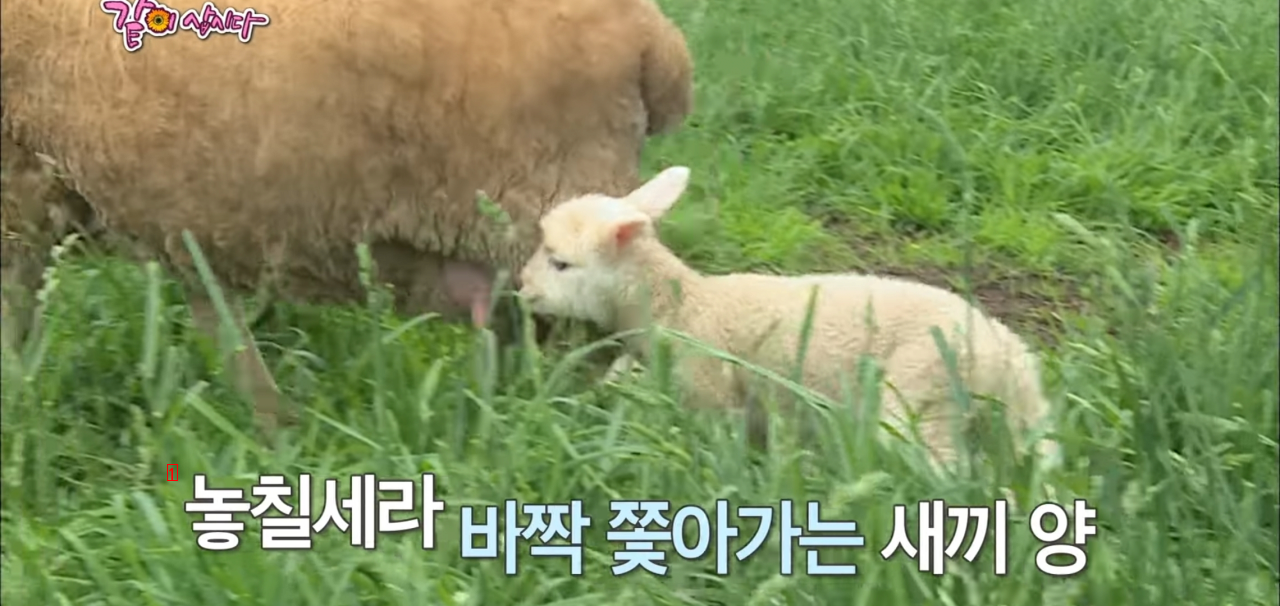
[[518, 166, 691, 327]]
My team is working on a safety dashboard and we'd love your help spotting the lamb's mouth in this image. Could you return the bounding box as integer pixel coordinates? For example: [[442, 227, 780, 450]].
[[517, 291, 544, 310]]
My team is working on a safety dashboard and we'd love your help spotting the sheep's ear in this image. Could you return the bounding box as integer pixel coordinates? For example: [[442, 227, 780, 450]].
[[627, 166, 690, 219]]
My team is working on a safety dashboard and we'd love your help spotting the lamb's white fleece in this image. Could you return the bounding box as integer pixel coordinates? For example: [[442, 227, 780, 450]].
[[519, 166, 1057, 465]]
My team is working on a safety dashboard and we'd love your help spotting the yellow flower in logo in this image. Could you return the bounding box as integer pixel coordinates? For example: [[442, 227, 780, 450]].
[[145, 8, 171, 34]]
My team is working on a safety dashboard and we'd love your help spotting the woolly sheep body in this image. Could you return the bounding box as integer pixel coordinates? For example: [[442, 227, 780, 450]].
[[0, 0, 693, 434], [519, 167, 1058, 465]]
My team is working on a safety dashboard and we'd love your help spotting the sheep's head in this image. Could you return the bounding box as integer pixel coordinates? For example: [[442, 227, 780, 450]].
[[518, 166, 690, 327]]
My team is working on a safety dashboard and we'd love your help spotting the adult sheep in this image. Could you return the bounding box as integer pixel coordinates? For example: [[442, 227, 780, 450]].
[[0, 0, 694, 435]]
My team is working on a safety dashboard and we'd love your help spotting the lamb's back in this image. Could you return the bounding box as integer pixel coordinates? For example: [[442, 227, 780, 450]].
[[700, 272, 976, 350], [691, 271, 1026, 393]]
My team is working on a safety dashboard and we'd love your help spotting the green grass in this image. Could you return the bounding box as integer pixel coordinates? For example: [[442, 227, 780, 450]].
[[2, 0, 1278, 602]]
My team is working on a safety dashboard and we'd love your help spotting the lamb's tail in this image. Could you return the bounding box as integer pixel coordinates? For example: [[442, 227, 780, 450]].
[[638, 3, 693, 136]]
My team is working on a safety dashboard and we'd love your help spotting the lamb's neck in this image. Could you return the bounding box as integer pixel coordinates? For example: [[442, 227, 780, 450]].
[[612, 240, 706, 334]]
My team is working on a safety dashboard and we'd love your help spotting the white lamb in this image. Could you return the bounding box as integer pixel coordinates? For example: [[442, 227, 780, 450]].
[[517, 166, 1058, 467]]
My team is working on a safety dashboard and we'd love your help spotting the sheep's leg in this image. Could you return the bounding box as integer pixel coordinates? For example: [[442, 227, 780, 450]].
[[0, 247, 44, 349], [1, 134, 58, 349], [244, 291, 279, 330], [186, 291, 294, 435]]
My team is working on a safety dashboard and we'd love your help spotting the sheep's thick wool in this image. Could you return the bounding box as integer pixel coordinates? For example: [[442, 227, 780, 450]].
[[1, 0, 692, 317], [0, 0, 693, 433]]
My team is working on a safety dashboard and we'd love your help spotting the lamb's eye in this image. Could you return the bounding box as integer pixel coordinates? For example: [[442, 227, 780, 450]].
[[550, 258, 570, 271]]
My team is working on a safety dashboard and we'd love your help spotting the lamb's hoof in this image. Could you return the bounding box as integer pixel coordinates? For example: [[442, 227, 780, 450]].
[[601, 354, 644, 385]]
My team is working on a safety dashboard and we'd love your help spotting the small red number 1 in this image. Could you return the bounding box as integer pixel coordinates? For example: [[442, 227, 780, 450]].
[[166, 464, 178, 482]]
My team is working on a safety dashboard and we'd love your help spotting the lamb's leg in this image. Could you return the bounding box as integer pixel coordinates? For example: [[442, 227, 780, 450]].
[[736, 368, 771, 452], [601, 353, 643, 384], [745, 390, 770, 452], [881, 389, 962, 468], [186, 291, 294, 435]]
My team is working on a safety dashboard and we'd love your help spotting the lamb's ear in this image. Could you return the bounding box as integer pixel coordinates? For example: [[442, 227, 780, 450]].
[[627, 166, 690, 219], [603, 213, 650, 251]]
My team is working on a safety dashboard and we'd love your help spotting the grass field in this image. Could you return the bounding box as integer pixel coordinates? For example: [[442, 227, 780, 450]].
[[3, 0, 1278, 603]]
